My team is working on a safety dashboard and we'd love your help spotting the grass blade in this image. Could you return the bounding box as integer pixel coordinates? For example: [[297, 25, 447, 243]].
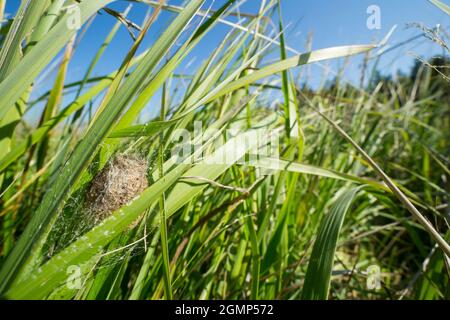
[[302, 187, 362, 300], [0, 0, 205, 294], [429, 0, 450, 15]]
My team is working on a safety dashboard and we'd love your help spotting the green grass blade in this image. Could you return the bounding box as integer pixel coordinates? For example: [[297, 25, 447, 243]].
[[429, 0, 450, 15], [0, 0, 114, 120], [301, 187, 362, 300], [6, 124, 264, 299], [245, 156, 388, 191], [0, 0, 205, 294], [204, 45, 375, 103], [0, 52, 149, 173], [0, 0, 49, 80], [302, 95, 450, 257], [5, 164, 188, 299]]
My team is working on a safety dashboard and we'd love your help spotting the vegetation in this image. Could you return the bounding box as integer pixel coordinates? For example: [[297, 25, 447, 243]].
[[0, 0, 448, 300]]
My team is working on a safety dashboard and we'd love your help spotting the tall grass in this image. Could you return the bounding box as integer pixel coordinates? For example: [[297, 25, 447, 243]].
[[0, 0, 448, 300]]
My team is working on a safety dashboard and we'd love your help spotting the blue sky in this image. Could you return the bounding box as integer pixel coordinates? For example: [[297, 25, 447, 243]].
[[4, 0, 449, 120]]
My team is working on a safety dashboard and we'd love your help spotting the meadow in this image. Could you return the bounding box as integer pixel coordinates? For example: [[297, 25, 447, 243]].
[[0, 0, 448, 300]]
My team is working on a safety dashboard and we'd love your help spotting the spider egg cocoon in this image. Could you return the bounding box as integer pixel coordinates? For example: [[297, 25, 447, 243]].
[[86, 154, 148, 224]]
